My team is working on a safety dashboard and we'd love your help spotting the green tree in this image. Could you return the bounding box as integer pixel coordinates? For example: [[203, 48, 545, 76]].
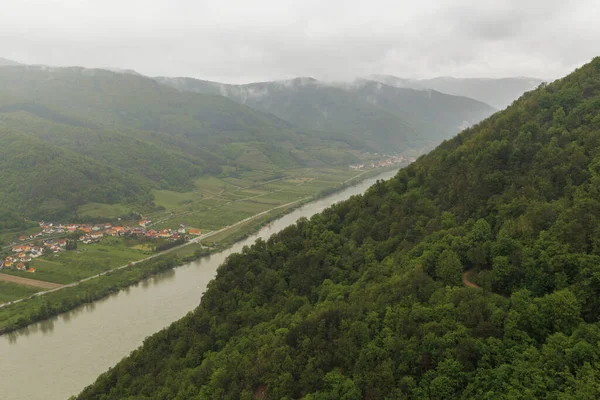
[[435, 249, 463, 286]]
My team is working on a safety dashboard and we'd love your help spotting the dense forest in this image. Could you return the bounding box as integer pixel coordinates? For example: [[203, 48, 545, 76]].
[[78, 58, 600, 399]]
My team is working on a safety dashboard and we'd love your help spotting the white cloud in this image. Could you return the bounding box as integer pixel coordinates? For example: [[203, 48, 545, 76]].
[[0, 0, 597, 82]]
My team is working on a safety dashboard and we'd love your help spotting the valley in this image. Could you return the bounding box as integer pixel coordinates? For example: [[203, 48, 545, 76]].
[[0, 0, 595, 398], [0, 161, 404, 334], [0, 53, 560, 400]]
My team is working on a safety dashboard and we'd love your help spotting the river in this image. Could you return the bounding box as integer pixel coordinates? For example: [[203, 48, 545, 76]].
[[0, 169, 399, 400]]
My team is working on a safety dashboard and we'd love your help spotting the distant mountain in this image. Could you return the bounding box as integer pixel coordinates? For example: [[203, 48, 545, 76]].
[[370, 75, 543, 109], [102, 67, 143, 76], [0, 66, 369, 219], [366, 74, 425, 90], [156, 76, 496, 152], [0, 57, 21, 67]]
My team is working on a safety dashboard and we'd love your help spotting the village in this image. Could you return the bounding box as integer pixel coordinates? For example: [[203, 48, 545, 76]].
[[349, 153, 415, 170], [0, 218, 202, 273]]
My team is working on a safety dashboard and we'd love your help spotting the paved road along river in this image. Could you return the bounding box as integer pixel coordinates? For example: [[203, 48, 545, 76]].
[[0, 169, 399, 400]]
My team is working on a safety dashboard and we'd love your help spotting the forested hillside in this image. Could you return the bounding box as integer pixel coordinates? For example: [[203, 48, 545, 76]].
[[79, 57, 600, 399], [0, 129, 148, 219], [0, 66, 370, 219], [156, 76, 495, 151]]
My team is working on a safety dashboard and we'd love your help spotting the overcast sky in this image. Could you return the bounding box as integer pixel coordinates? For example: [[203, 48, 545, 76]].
[[1, 0, 598, 83]]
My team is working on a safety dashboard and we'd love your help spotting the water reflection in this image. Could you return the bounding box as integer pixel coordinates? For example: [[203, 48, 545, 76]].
[[39, 319, 54, 334]]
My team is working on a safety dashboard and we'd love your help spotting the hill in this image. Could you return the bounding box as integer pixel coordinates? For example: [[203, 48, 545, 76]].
[[156, 76, 496, 152], [0, 66, 370, 219], [0, 129, 147, 220], [370, 74, 543, 109], [79, 57, 600, 399], [0, 57, 21, 67]]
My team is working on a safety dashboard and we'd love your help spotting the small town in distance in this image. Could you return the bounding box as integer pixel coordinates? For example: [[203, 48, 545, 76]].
[[1, 219, 201, 273], [349, 154, 415, 170]]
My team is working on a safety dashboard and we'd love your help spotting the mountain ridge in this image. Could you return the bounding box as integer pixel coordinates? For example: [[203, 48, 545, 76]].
[[155, 75, 496, 152], [0, 57, 21, 67], [368, 74, 544, 109]]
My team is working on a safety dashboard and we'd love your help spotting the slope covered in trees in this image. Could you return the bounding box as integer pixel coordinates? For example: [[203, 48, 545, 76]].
[[79, 58, 600, 399], [156, 76, 495, 151], [0, 129, 148, 219]]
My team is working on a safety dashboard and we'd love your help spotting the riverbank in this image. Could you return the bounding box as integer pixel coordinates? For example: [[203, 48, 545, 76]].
[[0, 166, 401, 336]]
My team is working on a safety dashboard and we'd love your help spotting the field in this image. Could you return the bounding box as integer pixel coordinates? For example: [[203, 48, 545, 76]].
[[147, 167, 362, 232], [78, 203, 132, 218], [0, 281, 41, 303]]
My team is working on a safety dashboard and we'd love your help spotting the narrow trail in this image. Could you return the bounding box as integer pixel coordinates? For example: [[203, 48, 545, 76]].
[[462, 270, 481, 289]]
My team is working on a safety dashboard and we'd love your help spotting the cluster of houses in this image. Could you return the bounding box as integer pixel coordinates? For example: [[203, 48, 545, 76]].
[[349, 154, 415, 170], [2, 238, 72, 272], [36, 220, 201, 244], [0, 240, 65, 272]]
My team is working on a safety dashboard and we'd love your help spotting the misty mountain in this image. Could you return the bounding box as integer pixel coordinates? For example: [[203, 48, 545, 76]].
[[0, 57, 21, 67], [0, 65, 369, 218], [156, 76, 496, 152], [369, 74, 543, 109]]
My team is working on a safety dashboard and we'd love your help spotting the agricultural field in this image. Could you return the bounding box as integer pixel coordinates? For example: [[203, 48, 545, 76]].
[[0, 281, 41, 303], [147, 166, 364, 232], [78, 203, 133, 219]]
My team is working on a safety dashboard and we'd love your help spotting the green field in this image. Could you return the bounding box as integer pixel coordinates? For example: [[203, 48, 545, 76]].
[[0, 281, 41, 303], [78, 203, 132, 218], [147, 167, 364, 232]]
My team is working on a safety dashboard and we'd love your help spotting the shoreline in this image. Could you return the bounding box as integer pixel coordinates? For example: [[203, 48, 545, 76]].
[[0, 165, 401, 336]]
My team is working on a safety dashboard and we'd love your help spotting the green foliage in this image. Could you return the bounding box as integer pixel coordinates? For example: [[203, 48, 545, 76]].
[[78, 58, 600, 399], [435, 249, 462, 285]]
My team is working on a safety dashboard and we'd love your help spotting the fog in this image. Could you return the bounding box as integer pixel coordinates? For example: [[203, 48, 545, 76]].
[[0, 0, 598, 82]]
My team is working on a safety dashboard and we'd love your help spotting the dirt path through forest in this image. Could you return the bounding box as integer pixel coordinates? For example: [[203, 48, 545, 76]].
[[462, 270, 481, 289]]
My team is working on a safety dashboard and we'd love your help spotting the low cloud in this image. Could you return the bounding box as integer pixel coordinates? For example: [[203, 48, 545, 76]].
[[1, 0, 597, 83]]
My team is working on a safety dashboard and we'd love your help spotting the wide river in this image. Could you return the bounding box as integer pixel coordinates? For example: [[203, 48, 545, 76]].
[[0, 169, 399, 400]]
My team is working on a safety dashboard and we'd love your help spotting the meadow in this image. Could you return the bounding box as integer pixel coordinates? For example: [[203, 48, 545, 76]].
[[0, 281, 41, 303]]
